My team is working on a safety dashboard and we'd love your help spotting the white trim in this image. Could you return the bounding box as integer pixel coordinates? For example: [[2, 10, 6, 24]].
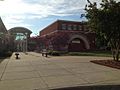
[[68, 34, 90, 49]]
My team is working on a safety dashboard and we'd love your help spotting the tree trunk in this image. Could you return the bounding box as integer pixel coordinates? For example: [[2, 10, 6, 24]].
[[112, 49, 115, 60], [110, 39, 120, 61], [115, 49, 119, 61], [110, 40, 116, 60], [115, 41, 120, 61]]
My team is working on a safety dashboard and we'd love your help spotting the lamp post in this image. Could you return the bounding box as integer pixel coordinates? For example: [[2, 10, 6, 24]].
[[25, 33, 28, 53]]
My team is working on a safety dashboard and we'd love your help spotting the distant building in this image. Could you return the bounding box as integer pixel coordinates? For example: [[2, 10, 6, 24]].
[[8, 27, 32, 52], [0, 17, 32, 53], [38, 20, 96, 52], [0, 17, 96, 53], [0, 17, 10, 53]]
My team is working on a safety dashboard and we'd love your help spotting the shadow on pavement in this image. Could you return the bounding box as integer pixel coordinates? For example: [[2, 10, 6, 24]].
[[0, 53, 13, 63], [51, 85, 120, 90], [0, 58, 6, 63], [28, 53, 52, 58]]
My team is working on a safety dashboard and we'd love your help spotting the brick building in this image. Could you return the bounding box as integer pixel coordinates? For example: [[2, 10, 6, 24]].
[[38, 20, 96, 52], [0, 17, 32, 53], [0, 17, 11, 53]]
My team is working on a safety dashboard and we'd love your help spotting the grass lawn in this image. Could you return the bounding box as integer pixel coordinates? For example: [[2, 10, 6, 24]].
[[67, 51, 112, 57]]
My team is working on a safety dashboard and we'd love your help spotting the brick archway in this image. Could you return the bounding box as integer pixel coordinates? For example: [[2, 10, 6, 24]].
[[68, 35, 90, 52]]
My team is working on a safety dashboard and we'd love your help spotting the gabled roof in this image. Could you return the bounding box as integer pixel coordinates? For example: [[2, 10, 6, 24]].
[[0, 17, 7, 33]]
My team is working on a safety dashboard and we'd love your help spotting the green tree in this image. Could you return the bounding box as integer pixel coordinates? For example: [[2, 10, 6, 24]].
[[85, 0, 120, 61]]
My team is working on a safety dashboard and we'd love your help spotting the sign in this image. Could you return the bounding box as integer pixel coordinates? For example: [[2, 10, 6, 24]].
[[72, 40, 80, 43]]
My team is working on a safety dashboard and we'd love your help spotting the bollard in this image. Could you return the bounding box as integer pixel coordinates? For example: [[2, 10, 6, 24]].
[[15, 53, 19, 59], [42, 53, 44, 56], [45, 53, 48, 57]]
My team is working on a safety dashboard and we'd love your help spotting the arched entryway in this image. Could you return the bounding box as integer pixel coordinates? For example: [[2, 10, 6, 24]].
[[68, 35, 90, 52], [8, 27, 32, 52], [68, 38, 86, 52]]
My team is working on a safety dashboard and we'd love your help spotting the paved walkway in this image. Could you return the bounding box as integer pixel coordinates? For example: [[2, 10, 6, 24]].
[[0, 52, 120, 90]]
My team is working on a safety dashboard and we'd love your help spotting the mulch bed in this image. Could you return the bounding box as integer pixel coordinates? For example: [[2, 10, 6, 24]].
[[90, 60, 120, 70], [51, 85, 120, 90]]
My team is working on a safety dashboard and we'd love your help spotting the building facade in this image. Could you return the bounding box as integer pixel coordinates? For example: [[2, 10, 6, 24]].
[[0, 17, 11, 53], [39, 20, 96, 52], [0, 17, 96, 53], [8, 27, 32, 52], [0, 17, 32, 53]]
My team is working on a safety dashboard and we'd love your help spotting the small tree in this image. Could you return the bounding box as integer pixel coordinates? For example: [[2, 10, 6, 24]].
[[85, 0, 120, 61]]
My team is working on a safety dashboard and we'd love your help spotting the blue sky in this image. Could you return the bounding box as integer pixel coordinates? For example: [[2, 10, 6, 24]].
[[0, 0, 102, 36]]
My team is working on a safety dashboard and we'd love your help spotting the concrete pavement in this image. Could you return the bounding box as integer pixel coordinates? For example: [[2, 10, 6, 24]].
[[0, 52, 120, 90]]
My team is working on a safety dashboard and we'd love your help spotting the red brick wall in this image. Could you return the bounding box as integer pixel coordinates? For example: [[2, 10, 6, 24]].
[[43, 30, 96, 51], [85, 33, 96, 49], [40, 21, 58, 36], [37, 20, 96, 51], [39, 20, 86, 36], [57, 20, 83, 30]]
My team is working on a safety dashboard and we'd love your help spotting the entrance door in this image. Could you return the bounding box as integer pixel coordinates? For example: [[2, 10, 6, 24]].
[[68, 38, 85, 52]]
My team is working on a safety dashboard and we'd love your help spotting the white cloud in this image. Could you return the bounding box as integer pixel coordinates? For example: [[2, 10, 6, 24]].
[[2, 15, 32, 30], [0, 0, 104, 31], [0, 0, 87, 17]]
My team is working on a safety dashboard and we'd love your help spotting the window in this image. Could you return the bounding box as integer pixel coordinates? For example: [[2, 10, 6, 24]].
[[78, 25, 82, 30], [61, 24, 66, 30], [72, 38, 81, 43], [73, 25, 77, 30], [68, 25, 72, 30], [0, 32, 4, 38], [15, 33, 26, 40], [72, 40, 80, 43]]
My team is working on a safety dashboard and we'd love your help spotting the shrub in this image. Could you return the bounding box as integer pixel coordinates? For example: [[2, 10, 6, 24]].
[[48, 50, 68, 56], [48, 50, 60, 56], [48, 50, 53, 55], [6, 51, 13, 57], [0, 51, 13, 58]]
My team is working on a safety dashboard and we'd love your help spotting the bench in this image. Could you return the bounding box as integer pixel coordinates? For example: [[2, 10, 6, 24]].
[[42, 49, 48, 57]]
